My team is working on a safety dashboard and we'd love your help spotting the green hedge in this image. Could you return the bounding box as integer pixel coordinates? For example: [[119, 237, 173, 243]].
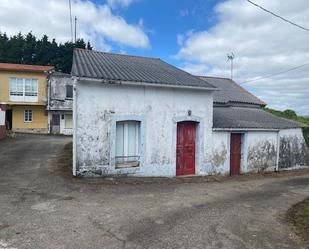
[[264, 108, 309, 148]]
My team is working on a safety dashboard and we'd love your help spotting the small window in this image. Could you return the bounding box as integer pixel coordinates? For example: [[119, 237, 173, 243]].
[[24, 110, 33, 122], [66, 85, 73, 99], [116, 121, 140, 168]]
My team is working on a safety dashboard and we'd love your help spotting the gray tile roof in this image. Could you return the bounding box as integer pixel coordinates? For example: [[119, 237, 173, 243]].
[[213, 107, 303, 129], [199, 76, 265, 106], [72, 49, 216, 89]]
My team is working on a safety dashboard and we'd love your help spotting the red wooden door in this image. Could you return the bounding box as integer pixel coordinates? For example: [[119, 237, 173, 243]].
[[176, 122, 196, 176], [230, 133, 242, 176]]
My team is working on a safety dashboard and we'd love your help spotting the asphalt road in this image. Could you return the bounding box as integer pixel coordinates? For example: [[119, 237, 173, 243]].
[[0, 134, 308, 249]]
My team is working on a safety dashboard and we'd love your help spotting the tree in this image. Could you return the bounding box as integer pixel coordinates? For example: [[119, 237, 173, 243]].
[[283, 109, 297, 118], [0, 32, 92, 73]]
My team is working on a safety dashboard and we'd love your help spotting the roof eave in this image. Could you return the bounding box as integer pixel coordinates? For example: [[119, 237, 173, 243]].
[[213, 127, 280, 131], [75, 76, 218, 91]]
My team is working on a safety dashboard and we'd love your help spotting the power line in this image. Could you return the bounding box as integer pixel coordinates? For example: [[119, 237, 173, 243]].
[[246, 0, 309, 33], [241, 61, 309, 84]]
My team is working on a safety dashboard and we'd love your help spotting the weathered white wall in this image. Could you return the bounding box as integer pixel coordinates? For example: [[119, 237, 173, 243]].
[[209, 132, 229, 174], [279, 128, 309, 168], [211, 131, 278, 174], [75, 80, 214, 177], [246, 132, 278, 172], [211, 129, 308, 174], [48, 75, 72, 111]]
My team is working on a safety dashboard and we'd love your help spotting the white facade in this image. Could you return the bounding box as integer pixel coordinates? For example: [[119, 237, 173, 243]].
[[210, 128, 307, 175], [48, 112, 73, 135], [74, 80, 214, 177], [73, 80, 308, 177]]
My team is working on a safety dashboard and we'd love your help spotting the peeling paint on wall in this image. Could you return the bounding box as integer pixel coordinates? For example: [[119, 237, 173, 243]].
[[247, 140, 277, 172], [209, 142, 227, 174], [279, 136, 309, 169], [75, 82, 213, 177]]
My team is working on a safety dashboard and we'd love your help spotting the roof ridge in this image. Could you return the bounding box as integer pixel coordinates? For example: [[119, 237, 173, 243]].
[[198, 75, 231, 80], [74, 48, 161, 60]]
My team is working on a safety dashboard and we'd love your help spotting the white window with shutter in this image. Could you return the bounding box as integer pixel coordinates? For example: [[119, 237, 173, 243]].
[[115, 121, 140, 168]]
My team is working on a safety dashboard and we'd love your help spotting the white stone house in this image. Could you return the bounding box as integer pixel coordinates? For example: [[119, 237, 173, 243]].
[[71, 49, 308, 177], [47, 72, 73, 135]]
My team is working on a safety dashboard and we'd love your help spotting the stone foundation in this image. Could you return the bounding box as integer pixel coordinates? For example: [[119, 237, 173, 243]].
[[12, 128, 49, 134]]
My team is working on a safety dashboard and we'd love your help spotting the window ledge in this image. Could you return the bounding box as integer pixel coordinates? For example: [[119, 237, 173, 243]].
[[116, 162, 140, 169]]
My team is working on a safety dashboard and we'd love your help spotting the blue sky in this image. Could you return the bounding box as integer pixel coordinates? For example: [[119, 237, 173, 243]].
[[1, 0, 309, 114], [93, 0, 218, 65]]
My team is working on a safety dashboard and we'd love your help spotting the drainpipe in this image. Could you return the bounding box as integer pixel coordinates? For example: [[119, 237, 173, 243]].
[[72, 77, 77, 176], [47, 75, 51, 133], [276, 131, 280, 172]]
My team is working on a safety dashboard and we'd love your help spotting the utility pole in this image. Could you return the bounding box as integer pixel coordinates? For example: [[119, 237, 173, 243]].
[[74, 16, 77, 43], [69, 0, 73, 42], [227, 52, 235, 79]]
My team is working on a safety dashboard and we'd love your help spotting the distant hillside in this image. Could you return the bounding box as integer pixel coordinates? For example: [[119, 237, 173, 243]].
[[264, 107, 309, 147]]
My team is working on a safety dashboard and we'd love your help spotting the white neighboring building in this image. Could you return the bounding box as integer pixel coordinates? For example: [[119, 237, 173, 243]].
[[201, 76, 308, 175], [47, 72, 73, 135], [71, 49, 308, 177]]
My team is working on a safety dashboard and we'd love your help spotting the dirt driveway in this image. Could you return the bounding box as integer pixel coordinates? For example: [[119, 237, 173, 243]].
[[0, 134, 309, 249]]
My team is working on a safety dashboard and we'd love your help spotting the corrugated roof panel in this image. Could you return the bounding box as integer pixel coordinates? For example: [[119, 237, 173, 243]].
[[71, 49, 216, 89], [213, 107, 303, 129], [199, 76, 265, 106]]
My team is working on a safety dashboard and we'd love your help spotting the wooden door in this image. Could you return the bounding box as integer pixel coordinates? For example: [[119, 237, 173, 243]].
[[230, 133, 242, 176], [176, 122, 196, 176]]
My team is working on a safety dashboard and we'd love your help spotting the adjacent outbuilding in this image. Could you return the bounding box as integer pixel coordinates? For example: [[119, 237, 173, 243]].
[[201, 76, 308, 175]]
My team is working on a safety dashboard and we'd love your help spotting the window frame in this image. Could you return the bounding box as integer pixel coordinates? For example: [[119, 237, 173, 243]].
[[9, 77, 38, 102], [65, 85, 73, 99], [115, 121, 141, 168], [110, 115, 145, 170], [24, 109, 33, 123]]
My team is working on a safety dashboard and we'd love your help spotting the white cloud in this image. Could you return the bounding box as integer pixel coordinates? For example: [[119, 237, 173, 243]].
[[177, 0, 309, 115], [107, 0, 136, 9], [0, 0, 150, 50]]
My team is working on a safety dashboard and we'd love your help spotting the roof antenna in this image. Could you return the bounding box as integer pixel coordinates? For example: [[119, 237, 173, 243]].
[[227, 52, 235, 79]]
